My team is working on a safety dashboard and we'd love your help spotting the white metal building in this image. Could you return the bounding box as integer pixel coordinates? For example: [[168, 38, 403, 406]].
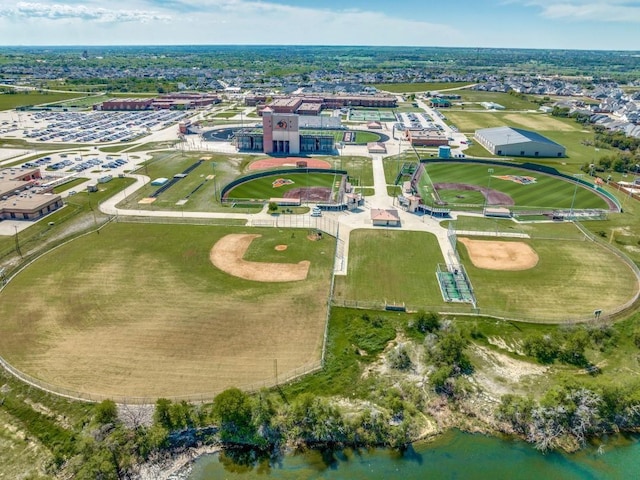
[[474, 126, 566, 158]]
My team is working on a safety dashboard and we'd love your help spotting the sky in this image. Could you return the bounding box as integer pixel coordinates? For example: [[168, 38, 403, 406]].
[[0, 0, 638, 50]]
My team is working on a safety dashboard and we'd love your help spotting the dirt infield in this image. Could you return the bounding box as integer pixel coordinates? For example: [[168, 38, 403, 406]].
[[249, 157, 332, 171], [284, 187, 332, 202], [459, 237, 539, 270], [210, 234, 310, 282], [434, 182, 514, 206]]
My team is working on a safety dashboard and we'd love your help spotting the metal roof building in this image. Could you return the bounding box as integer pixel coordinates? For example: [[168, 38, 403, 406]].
[[474, 126, 566, 158]]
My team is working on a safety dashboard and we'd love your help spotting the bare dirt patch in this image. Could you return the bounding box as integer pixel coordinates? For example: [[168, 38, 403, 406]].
[[275, 244, 288, 251], [284, 186, 332, 202], [471, 344, 548, 398], [459, 237, 539, 270], [210, 234, 309, 282], [433, 182, 514, 206]]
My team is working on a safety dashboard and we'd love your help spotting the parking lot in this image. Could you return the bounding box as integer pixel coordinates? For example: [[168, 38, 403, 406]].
[[17, 109, 188, 144], [21, 153, 131, 174], [397, 111, 443, 131]]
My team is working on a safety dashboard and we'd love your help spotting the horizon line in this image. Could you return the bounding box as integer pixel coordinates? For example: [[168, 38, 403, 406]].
[[0, 44, 638, 53]]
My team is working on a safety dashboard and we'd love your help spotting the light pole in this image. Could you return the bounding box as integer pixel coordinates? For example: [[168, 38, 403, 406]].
[[569, 173, 584, 220], [483, 168, 494, 214]]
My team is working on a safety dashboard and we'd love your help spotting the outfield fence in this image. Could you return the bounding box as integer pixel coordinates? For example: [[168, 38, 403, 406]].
[[113, 215, 247, 227], [573, 221, 640, 318]]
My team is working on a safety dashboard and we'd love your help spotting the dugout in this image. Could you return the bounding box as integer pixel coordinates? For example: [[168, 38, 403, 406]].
[[484, 207, 512, 218]]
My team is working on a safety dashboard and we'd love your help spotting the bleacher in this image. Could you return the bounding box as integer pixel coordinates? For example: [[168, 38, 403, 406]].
[[436, 265, 476, 304]]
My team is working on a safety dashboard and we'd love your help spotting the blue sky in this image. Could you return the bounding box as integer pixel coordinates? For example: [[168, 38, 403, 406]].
[[0, 0, 638, 49]]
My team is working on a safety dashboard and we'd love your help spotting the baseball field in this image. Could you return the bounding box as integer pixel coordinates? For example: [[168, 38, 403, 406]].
[[225, 171, 342, 202], [0, 223, 335, 399], [455, 235, 639, 321], [421, 162, 612, 211]]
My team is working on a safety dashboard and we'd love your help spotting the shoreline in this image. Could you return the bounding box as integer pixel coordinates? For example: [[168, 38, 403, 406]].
[[137, 445, 222, 480]]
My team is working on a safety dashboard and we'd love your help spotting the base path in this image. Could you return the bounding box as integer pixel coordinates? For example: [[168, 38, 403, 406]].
[[210, 233, 310, 282]]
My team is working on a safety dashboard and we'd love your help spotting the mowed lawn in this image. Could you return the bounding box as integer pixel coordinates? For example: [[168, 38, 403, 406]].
[[0, 223, 335, 398], [424, 162, 610, 210], [457, 237, 639, 322], [227, 172, 341, 200], [333, 230, 446, 308], [0, 92, 86, 110]]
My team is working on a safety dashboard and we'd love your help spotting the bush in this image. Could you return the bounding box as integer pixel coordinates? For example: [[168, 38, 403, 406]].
[[387, 344, 412, 371], [94, 399, 118, 425], [414, 310, 440, 335]]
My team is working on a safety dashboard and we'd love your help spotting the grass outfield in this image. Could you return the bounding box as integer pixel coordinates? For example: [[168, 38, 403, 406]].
[[227, 172, 340, 200], [424, 162, 610, 210], [457, 237, 638, 321], [0, 223, 335, 398], [333, 230, 446, 308]]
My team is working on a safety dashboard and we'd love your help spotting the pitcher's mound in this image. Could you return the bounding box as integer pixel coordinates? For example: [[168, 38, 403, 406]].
[[459, 238, 539, 271], [275, 245, 288, 251]]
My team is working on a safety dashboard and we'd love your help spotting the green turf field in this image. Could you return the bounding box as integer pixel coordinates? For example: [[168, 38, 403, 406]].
[[423, 162, 610, 210], [226, 172, 341, 200], [0, 223, 335, 398], [302, 130, 382, 144]]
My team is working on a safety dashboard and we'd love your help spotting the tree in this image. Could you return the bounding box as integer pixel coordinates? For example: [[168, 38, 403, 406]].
[[94, 400, 118, 425], [153, 398, 173, 430], [387, 344, 412, 371], [212, 388, 254, 442], [523, 335, 560, 364], [414, 310, 440, 334], [267, 202, 278, 213]]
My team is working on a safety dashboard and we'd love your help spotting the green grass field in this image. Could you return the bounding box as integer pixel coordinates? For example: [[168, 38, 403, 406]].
[[226, 172, 341, 201], [423, 162, 610, 210], [0, 223, 335, 398], [0, 92, 86, 110], [457, 237, 638, 321], [454, 90, 540, 110], [121, 152, 259, 212], [333, 230, 447, 309], [371, 82, 474, 93]]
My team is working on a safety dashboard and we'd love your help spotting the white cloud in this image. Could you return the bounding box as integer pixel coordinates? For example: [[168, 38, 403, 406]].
[[0, 1, 171, 22], [523, 1, 640, 22], [0, 0, 463, 45]]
